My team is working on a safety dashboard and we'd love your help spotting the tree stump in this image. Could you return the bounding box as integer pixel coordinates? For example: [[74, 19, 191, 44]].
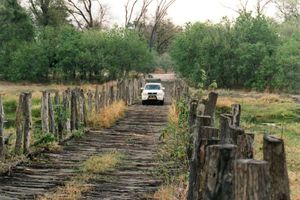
[[15, 94, 24, 155], [220, 114, 232, 143], [202, 144, 236, 200], [0, 95, 4, 158], [41, 91, 49, 133], [229, 126, 245, 144], [263, 135, 290, 200], [231, 104, 241, 127], [203, 92, 218, 125], [234, 159, 270, 200], [23, 92, 32, 154]]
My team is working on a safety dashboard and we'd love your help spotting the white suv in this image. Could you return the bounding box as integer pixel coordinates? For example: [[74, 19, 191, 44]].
[[141, 83, 165, 105]]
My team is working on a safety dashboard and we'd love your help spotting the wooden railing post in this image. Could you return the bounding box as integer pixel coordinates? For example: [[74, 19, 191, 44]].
[[234, 159, 270, 200], [48, 92, 55, 134], [0, 94, 4, 158], [263, 135, 290, 200], [15, 93, 24, 155], [23, 92, 32, 154], [203, 92, 218, 126], [41, 91, 49, 133]]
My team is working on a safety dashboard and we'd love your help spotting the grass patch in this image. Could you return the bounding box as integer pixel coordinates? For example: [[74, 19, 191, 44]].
[[153, 176, 187, 200], [39, 151, 124, 200], [87, 101, 127, 128]]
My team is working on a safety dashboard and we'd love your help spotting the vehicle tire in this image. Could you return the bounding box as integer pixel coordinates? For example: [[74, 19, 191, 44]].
[[142, 100, 147, 105], [160, 100, 164, 105]]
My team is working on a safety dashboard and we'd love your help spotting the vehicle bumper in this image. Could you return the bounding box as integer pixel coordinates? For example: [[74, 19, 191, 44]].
[[142, 95, 164, 101]]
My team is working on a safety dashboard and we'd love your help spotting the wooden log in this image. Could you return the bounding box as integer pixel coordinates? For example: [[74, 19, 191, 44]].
[[70, 89, 78, 131], [41, 91, 49, 133], [202, 144, 236, 200], [23, 92, 32, 154], [0, 95, 4, 158], [203, 92, 218, 126], [187, 116, 213, 200], [110, 86, 114, 104], [54, 91, 60, 105], [237, 133, 254, 159], [187, 99, 199, 160], [234, 159, 270, 200], [48, 93, 55, 134], [231, 104, 241, 127], [80, 89, 87, 126], [220, 114, 233, 144], [263, 135, 290, 200], [15, 94, 24, 155]]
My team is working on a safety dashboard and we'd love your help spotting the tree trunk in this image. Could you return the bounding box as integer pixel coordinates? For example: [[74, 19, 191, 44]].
[[202, 144, 237, 200], [41, 91, 49, 133], [203, 92, 218, 126], [23, 92, 32, 154], [15, 94, 24, 155], [263, 135, 290, 200], [234, 159, 270, 200], [0, 95, 4, 159]]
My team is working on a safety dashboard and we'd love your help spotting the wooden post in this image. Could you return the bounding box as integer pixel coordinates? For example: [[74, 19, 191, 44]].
[[15, 94, 24, 155], [187, 115, 212, 200], [229, 126, 245, 144], [95, 86, 100, 112], [48, 93, 55, 134], [263, 135, 290, 200], [0, 95, 4, 158], [203, 92, 218, 126], [231, 104, 241, 127], [54, 91, 60, 105], [237, 133, 254, 159], [63, 89, 71, 133], [80, 89, 87, 126], [110, 86, 114, 104], [220, 114, 233, 144], [187, 99, 198, 160], [41, 91, 49, 133], [87, 90, 93, 113], [23, 92, 32, 154], [234, 159, 270, 200], [202, 144, 236, 200], [71, 89, 78, 131]]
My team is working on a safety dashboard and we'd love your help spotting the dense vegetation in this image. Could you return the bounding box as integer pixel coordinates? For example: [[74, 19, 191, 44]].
[[0, 0, 154, 83], [171, 12, 300, 93]]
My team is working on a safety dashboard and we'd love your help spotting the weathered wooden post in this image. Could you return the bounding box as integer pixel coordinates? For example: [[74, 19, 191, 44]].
[[54, 91, 60, 105], [237, 133, 254, 159], [15, 93, 24, 155], [41, 91, 49, 133], [80, 89, 87, 126], [87, 90, 93, 113], [263, 135, 290, 200], [231, 104, 241, 127], [48, 93, 55, 134], [187, 99, 198, 160], [234, 159, 270, 200], [71, 89, 78, 131], [203, 92, 218, 126], [23, 92, 32, 154], [63, 89, 71, 133], [202, 144, 236, 200], [187, 115, 212, 200], [110, 86, 114, 104], [95, 86, 100, 112], [0, 94, 4, 158], [220, 114, 232, 143]]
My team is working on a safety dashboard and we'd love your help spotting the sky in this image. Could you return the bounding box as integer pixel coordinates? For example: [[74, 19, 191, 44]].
[[103, 0, 278, 26]]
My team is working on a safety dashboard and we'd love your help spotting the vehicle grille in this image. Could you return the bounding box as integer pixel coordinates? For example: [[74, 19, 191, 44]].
[[148, 92, 157, 95]]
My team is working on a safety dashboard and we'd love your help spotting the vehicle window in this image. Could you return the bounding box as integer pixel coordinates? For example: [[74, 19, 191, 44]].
[[145, 84, 160, 90]]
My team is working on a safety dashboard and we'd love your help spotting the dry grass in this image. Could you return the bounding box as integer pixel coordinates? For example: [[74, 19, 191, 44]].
[[87, 101, 127, 128], [153, 176, 187, 200], [39, 151, 123, 200]]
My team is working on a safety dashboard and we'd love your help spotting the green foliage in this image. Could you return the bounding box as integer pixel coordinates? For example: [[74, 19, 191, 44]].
[[170, 12, 299, 92], [33, 133, 56, 146], [5, 26, 153, 82]]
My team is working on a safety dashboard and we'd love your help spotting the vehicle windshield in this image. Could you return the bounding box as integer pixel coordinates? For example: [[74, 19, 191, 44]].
[[145, 84, 161, 90]]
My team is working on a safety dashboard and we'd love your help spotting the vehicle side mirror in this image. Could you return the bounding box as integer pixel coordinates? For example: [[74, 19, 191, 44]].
[[140, 87, 144, 90], [162, 87, 165, 90]]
